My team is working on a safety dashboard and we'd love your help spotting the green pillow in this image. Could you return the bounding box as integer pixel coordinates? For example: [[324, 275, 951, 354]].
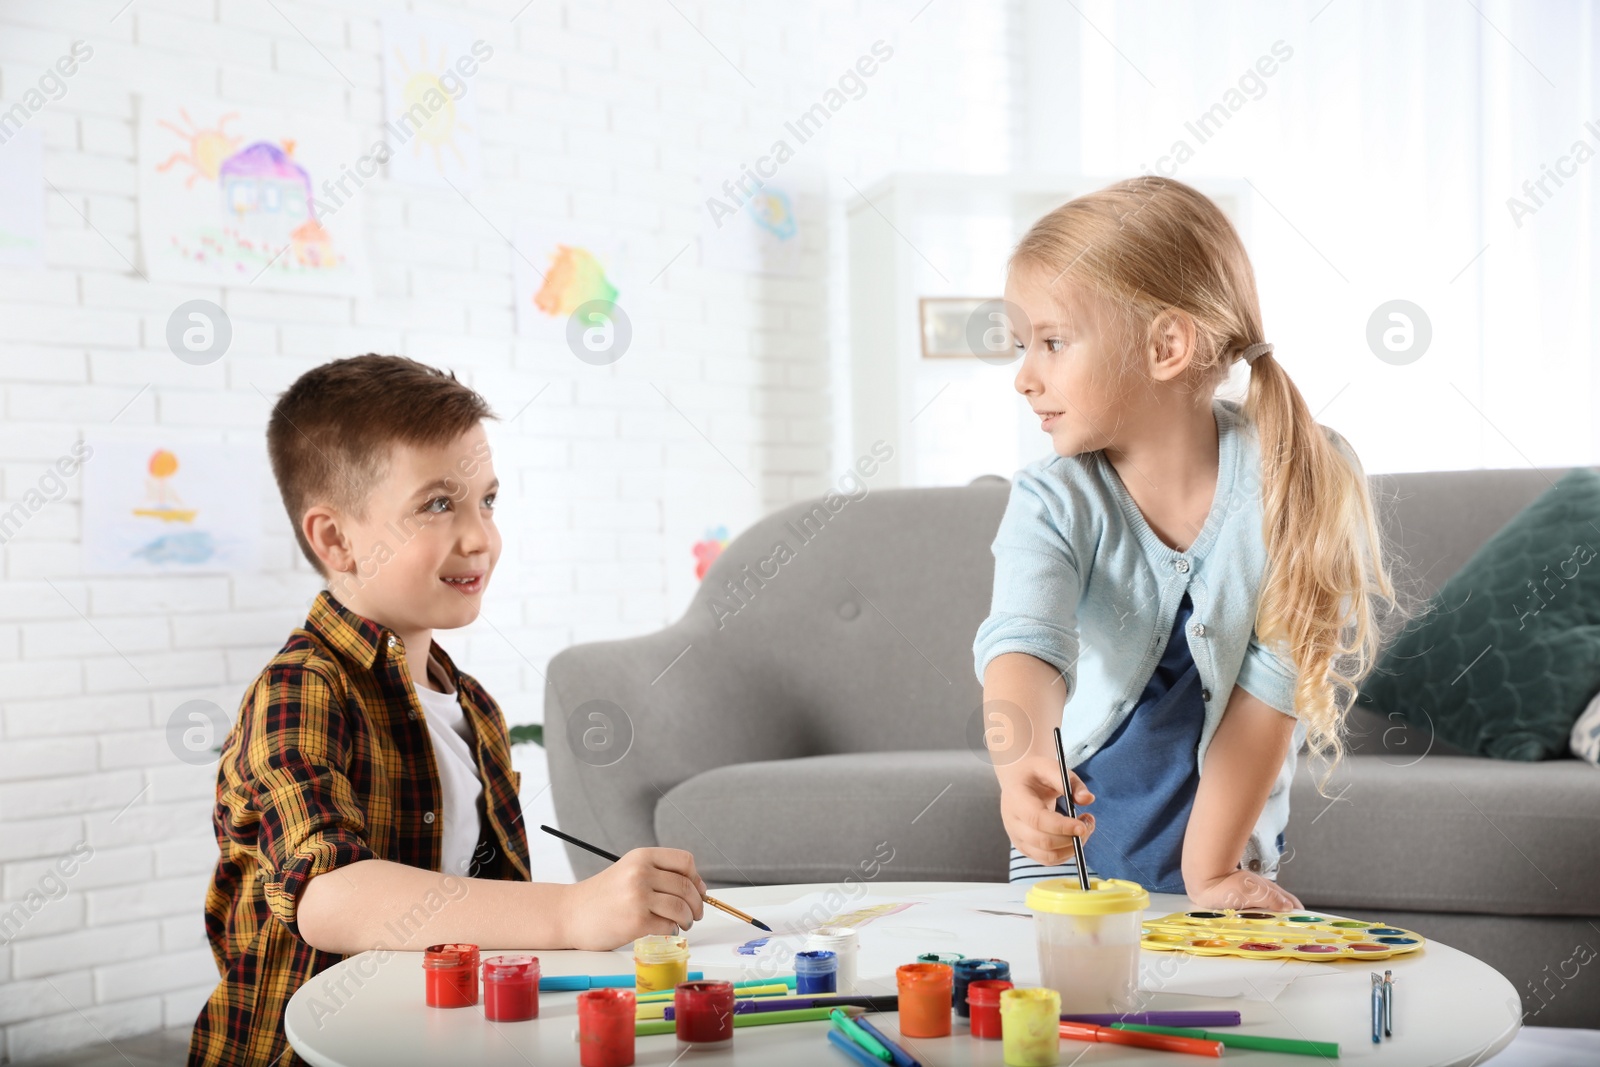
[[1355, 467, 1600, 760]]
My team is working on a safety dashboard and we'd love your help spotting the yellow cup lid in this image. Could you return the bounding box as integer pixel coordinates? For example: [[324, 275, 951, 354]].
[[1025, 877, 1150, 916]]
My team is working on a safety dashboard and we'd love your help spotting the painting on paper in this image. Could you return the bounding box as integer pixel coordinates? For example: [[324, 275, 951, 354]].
[[381, 13, 484, 189], [511, 224, 629, 338], [83, 439, 261, 574], [138, 100, 368, 293], [699, 175, 803, 276], [0, 129, 45, 268]]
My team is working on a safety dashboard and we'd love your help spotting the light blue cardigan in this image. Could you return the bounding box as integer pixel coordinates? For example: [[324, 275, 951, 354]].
[[973, 397, 1307, 878]]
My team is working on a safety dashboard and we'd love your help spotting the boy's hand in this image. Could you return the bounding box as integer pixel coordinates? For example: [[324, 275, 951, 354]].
[[563, 847, 707, 951], [1186, 868, 1301, 912], [1000, 756, 1094, 867]]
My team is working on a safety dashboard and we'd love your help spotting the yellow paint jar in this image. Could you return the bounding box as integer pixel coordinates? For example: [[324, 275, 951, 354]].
[[633, 934, 689, 993], [1000, 987, 1060, 1067]]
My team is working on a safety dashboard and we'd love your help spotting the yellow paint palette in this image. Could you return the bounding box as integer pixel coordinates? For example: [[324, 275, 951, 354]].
[[1141, 909, 1427, 961]]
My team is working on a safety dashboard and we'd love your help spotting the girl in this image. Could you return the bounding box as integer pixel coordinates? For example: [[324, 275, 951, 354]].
[[973, 177, 1397, 910]]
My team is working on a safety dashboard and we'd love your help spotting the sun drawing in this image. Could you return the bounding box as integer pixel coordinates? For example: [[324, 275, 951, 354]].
[[156, 109, 242, 188], [390, 36, 473, 174]]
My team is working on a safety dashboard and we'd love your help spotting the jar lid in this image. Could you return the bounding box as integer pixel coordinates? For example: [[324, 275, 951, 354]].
[[952, 957, 1007, 978], [1025, 877, 1150, 915], [577, 987, 636, 1009], [633, 934, 689, 961], [806, 925, 858, 945], [794, 949, 837, 970], [1001, 987, 1060, 1011], [422, 945, 467, 968], [896, 962, 953, 983], [964, 978, 1014, 1006], [483, 954, 538, 978]]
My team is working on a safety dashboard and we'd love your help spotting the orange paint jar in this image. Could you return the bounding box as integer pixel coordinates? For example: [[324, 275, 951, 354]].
[[896, 962, 954, 1037]]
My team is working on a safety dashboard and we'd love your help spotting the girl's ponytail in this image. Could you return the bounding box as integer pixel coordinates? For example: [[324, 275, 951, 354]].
[[1244, 349, 1396, 789]]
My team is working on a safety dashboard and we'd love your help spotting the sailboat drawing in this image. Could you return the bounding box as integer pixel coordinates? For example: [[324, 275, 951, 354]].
[[131, 449, 199, 523]]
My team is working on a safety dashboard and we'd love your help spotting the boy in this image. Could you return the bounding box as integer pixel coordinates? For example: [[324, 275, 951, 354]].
[[189, 355, 706, 1066]]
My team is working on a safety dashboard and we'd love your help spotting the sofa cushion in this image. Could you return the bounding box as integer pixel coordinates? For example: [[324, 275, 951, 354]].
[[1572, 688, 1600, 765], [1356, 466, 1600, 759], [655, 751, 1007, 885], [1280, 754, 1600, 916]]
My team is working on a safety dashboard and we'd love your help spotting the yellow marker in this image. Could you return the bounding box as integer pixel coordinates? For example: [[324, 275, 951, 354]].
[[1000, 987, 1061, 1066], [635, 982, 789, 1004], [632, 934, 689, 993]]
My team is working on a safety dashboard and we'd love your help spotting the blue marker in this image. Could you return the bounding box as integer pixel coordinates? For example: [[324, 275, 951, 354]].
[[539, 970, 703, 991]]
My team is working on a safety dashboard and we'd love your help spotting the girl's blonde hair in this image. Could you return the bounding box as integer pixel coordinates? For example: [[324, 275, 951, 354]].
[[1009, 176, 1399, 789]]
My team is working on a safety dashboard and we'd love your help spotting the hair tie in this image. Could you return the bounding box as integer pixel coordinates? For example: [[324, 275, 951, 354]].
[[1239, 341, 1273, 365]]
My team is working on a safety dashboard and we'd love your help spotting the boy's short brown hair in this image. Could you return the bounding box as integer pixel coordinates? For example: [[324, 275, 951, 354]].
[[267, 354, 495, 571]]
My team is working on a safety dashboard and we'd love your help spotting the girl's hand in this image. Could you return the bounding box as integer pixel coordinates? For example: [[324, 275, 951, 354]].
[[1186, 868, 1301, 912], [562, 847, 707, 950], [1000, 755, 1095, 867]]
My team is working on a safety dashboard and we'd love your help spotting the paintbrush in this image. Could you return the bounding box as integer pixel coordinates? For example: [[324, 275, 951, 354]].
[[1053, 726, 1091, 891], [539, 824, 772, 932]]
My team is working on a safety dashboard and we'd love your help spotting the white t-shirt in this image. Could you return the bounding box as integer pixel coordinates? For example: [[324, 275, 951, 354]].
[[413, 678, 486, 877]]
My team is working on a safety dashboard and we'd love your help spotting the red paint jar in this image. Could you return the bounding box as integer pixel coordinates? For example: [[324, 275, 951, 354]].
[[674, 980, 736, 1048], [966, 978, 1014, 1039], [483, 954, 539, 1022], [423, 943, 479, 1008], [897, 962, 954, 1038], [577, 988, 636, 1067]]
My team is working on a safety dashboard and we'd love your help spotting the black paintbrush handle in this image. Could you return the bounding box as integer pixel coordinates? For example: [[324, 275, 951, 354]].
[[1053, 727, 1091, 890], [540, 823, 621, 864]]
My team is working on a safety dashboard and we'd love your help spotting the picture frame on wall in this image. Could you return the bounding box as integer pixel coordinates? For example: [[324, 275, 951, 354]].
[[919, 296, 997, 358]]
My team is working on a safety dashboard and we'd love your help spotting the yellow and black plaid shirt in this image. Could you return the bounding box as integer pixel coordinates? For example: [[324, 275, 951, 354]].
[[188, 592, 531, 1067]]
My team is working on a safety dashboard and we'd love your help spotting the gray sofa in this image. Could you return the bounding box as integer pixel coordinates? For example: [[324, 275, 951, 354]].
[[546, 467, 1600, 1028]]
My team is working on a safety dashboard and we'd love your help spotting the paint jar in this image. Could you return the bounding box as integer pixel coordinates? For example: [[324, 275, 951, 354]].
[[1025, 877, 1149, 1014], [423, 943, 479, 1008], [577, 988, 636, 1067], [896, 962, 954, 1038], [674, 979, 736, 1049], [804, 926, 859, 992], [633, 934, 689, 993], [1000, 987, 1061, 1066], [794, 950, 838, 994], [952, 958, 1011, 1017], [482, 954, 539, 1022], [966, 979, 1013, 1039]]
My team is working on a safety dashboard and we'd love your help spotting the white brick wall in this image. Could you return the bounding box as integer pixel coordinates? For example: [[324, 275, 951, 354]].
[[0, 0, 1018, 1058]]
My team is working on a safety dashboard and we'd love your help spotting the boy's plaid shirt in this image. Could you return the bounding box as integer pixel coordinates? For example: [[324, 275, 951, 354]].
[[188, 591, 531, 1067]]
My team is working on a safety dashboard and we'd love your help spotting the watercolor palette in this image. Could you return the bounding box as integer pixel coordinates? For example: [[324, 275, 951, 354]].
[[1141, 909, 1426, 961]]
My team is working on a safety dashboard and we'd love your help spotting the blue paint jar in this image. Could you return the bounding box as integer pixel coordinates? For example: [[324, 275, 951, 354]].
[[951, 958, 1010, 1017], [794, 949, 838, 994]]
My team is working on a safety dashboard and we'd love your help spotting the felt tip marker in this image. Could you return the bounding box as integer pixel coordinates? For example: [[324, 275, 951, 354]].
[[1113, 1022, 1340, 1058], [633, 1005, 857, 1036], [851, 1015, 922, 1067], [1061, 1011, 1241, 1028], [539, 971, 702, 991], [1061, 1020, 1222, 1057], [830, 1007, 893, 1062]]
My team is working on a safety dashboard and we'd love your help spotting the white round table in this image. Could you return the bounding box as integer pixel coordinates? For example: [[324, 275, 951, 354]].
[[285, 881, 1521, 1066]]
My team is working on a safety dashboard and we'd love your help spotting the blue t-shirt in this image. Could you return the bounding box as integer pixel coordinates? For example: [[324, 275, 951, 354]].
[[1008, 593, 1203, 893]]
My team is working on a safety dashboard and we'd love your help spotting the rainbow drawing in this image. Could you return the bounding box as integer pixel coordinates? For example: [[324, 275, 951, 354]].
[[693, 525, 730, 580], [533, 245, 618, 317]]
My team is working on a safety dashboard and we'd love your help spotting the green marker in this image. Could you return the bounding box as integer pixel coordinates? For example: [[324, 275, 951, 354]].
[[636, 1006, 841, 1036], [830, 1007, 893, 1062], [1112, 1022, 1340, 1058]]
